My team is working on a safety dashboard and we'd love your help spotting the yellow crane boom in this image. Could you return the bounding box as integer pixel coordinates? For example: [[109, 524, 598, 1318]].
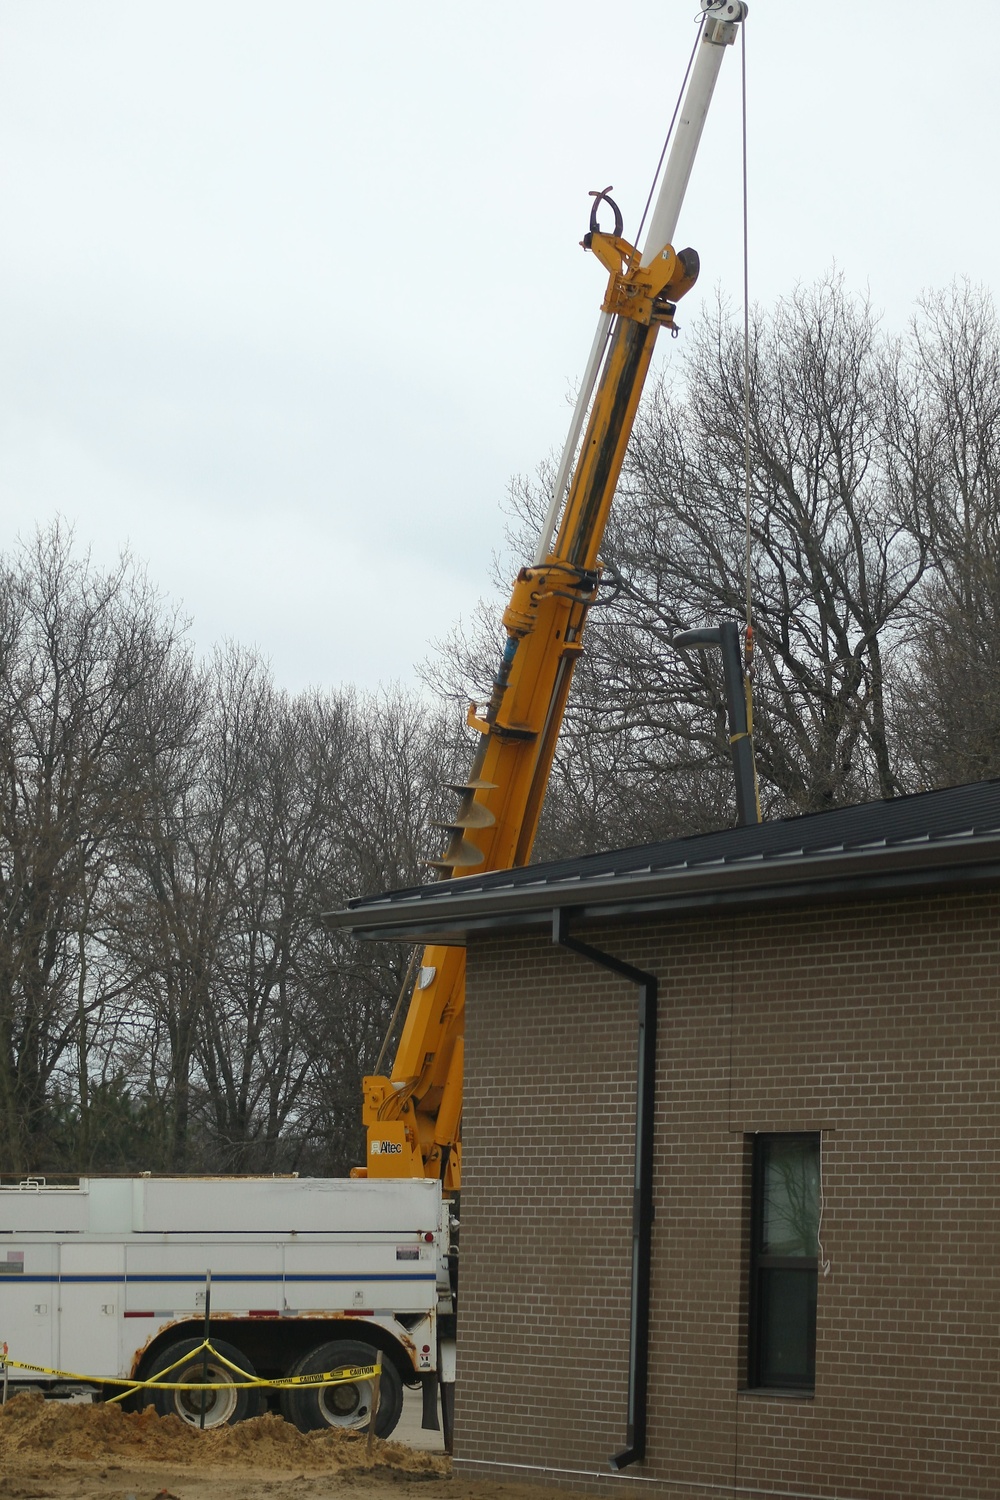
[[356, 1, 748, 1189]]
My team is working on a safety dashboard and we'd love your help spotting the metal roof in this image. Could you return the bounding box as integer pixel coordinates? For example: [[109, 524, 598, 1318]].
[[325, 779, 1000, 945]]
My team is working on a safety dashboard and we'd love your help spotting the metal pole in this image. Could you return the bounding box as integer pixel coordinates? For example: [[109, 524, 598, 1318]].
[[366, 1353, 383, 1455], [672, 622, 761, 825], [199, 1269, 212, 1430]]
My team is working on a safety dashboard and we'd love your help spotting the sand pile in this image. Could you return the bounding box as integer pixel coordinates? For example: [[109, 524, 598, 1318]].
[[0, 1393, 449, 1475]]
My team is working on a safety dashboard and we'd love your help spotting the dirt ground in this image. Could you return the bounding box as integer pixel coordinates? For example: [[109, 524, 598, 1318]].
[[0, 1393, 574, 1500]]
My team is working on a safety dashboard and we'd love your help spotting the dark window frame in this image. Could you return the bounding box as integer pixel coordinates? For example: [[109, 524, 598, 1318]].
[[747, 1132, 819, 1393]]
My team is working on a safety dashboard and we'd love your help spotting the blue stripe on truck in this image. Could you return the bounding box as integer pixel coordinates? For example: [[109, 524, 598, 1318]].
[[7, 1272, 437, 1284]]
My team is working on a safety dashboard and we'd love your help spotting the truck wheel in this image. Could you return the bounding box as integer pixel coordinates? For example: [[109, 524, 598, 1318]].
[[279, 1339, 403, 1437], [144, 1337, 265, 1428]]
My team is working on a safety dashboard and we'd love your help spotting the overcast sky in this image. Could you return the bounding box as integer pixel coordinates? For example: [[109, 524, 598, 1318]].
[[1, 1, 995, 694]]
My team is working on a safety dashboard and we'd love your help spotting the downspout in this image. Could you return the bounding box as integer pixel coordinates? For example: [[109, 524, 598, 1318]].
[[552, 908, 658, 1471]]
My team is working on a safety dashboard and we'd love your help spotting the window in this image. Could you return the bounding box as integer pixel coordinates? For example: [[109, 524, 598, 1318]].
[[748, 1133, 820, 1392]]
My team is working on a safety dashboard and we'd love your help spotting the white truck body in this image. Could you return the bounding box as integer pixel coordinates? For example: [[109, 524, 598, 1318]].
[[0, 1175, 449, 1434]]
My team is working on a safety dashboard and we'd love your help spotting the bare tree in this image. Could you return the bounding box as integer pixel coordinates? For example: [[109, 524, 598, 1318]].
[[0, 525, 191, 1170], [296, 688, 465, 1175], [108, 643, 270, 1171], [596, 277, 936, 819], [896, 283, 1000, 787], [193, 687, 355, 1172]]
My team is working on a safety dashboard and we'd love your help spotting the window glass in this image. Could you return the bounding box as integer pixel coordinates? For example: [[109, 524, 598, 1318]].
[[757, 1267, 817, 1386], [748, 1133, 820, 1392], [761, 1135, 820, 1257]]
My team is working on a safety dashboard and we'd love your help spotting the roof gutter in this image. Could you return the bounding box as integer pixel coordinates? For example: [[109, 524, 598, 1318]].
[[327, 836, 1000, 945], [553, 909, 657, 1472]]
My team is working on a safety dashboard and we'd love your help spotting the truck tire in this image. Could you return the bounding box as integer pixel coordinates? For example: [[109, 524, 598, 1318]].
[[143, 1337, 266, 1428], [279, 1339, 403, 1437]]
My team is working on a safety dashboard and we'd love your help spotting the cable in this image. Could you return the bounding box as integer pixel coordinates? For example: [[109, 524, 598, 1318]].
[[817, 1134, 832, 1277], [634, 20, 702, 253], [740, 18, 752, 636]]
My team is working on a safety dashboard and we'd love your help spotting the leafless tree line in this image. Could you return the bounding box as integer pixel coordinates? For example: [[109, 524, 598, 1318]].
[[0, 525, 461, 1175], [6, 277, 998, 1173], [433, 278, 1000, 858]]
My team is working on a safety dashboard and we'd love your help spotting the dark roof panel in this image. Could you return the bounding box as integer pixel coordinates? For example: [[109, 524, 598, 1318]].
[[343, 777, 1000, 914]]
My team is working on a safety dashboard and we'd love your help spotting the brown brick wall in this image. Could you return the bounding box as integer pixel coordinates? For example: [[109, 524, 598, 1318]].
[[455, 889, 1000, 1500], [457, 930, 636, 1474]]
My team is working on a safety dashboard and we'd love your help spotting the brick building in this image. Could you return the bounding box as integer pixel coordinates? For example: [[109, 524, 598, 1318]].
[[334, 780, 1000, 1500]]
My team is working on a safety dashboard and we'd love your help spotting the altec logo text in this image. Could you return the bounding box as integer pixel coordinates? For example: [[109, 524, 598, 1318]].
[[371, 1141, 403, 1155]]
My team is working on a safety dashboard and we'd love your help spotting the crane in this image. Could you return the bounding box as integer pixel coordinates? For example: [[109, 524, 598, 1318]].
[[355, 0, 749, 1191]]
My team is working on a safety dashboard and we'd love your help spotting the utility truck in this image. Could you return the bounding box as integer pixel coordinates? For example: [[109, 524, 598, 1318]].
[[0, 1174, 450, 1437]]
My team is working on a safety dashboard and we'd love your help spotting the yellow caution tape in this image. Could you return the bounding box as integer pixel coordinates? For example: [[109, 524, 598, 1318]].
[[270, 1367, 379, 1388], [2, 1344, 379, 1396]]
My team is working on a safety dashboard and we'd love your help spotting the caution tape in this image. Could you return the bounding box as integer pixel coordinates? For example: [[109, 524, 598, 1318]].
[[1, 1341, 379, 1399]]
